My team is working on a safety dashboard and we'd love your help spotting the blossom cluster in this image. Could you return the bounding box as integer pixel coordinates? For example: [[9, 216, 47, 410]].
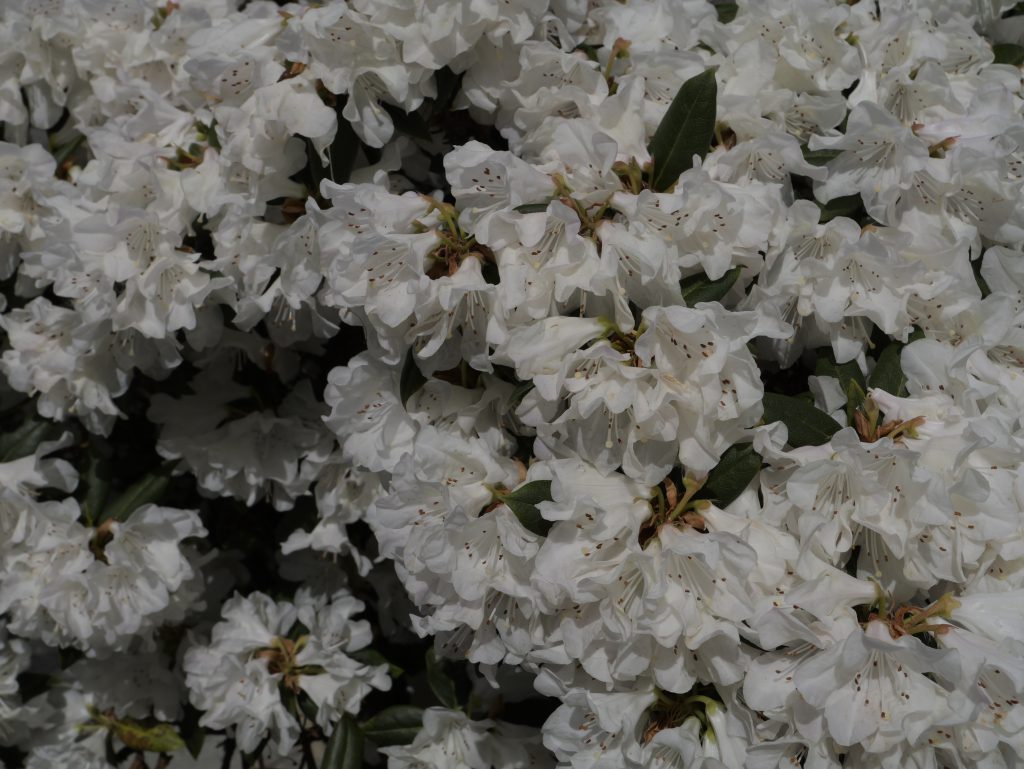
[[2, 0, 1024, 768]]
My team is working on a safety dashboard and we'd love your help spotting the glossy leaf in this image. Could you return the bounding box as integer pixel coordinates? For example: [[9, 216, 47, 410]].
[[761, 393, 843, 448], [321, 715, 364, 769], [714, 2, 738, 23], [815, 349, 867, 423], [681, 266, 741, 306], [361, 705, 425, 747], [0, 417, 60, 462], [802, 147, 842, 166], [400, 348, 428, 407], [648, 69, 717, 191], [867, 344, 908, 397], [425, 648, 459, 709], [52, 134, 86, 168], [817, 194, 862, 223], [97, 461, 176, 524], [696, 442, 761, 507], [514, 202, 552, 214], [993, 43, 1024, 66], [497, 480, 554, 537], [349, 647, 404, 679], [82, 451, 113, 526], [180, 706, 205, 760]]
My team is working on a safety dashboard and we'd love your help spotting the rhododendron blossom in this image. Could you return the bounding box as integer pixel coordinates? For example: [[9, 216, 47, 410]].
[[1, 1, 1024, 768]]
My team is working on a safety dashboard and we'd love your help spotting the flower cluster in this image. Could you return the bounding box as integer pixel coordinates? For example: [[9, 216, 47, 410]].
[[2, 0, 1024, 768]]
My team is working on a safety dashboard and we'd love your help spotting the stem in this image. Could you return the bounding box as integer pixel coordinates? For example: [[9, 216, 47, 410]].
[[667, 476, 706, 521], [651, 485, 667, 518]]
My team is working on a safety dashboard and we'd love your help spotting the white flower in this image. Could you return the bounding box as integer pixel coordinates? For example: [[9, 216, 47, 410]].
[[792, 619, 972, 752], [382, 707, 552, 769], [184, 588, 389, 756], [809, 101, 930, 224]]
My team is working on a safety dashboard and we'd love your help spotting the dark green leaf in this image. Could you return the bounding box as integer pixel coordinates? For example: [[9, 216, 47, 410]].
[[361, 706, 425, 747], [497, 480, 554, 537], [761, 393, 843, 448], [321, 715, 363, 769], [867, 344, 908, 397], [0, 417, 59, 462], [327, 96, 360, 186], [349, 648, 404, 679], [696, 443, 761, 507], [508, 380, 534, 410], [98, 461, 176, 524], [58, 647, 83, 669], [82, 452, 113, 526], [817, 194, 862, 223], [15, 672, 51, 701], [815, 348, 864, 397], [280, 686, 300, 719], [52, 134, 86, 169], [802, 147, 842, 166], [305, 137, 328, 198], [514, 202, 552, 214], [432, 67, 463, 115], [993, 43, 1024, 66], [425, 648, 459, 709], [844, 379, 867, 425], [648, 69, 718, 191], [242, 736, 271, 769], [384, 104, 432, 141], [972, 257, 991, 299], [180, 705, 206, 760], [681, 266, 741, 306], [298, 691, 320, 723], [400, 348, 428, 407], [714, 2, 738, 23]]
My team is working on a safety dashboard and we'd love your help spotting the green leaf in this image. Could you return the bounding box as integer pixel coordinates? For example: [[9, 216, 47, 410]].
[[52, 134, 86, 169], [802, 147, 842, 166], [867, 344, 908, 397], [82, 451, 113, 526], [681, 266, 741, 306], [0, 417, 59, 462], [972, 257, 992, 299], [241, 736, 272, 768], [361, 706, 425, 747], [508, 380, 534, 410], [815, 348, 864, 397], [326, 96, 360, 186], [425, 648, 459, 709], [817, 194, 862, 223], [514, 202, 552, 214], [298, 691, 320, 723], [384, 104, 432, 141], [714, 2, 738, 23], [279, 685, 301, 719], [432, 67, 463, 115], [844, 379, 867, 425], [349, 648, 404, 679], [647, 69, 718, 191], [98, 461, 176, 524], [321, 715, 364, 769], [112, 720, 184, 753], [400, 348, 428, 407], [180, 705, 206, 760], [761, 393, 843, 448], [496, 480, 554, 537], [696, 443, 761, 507], [993, 43, 1024, 66]]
